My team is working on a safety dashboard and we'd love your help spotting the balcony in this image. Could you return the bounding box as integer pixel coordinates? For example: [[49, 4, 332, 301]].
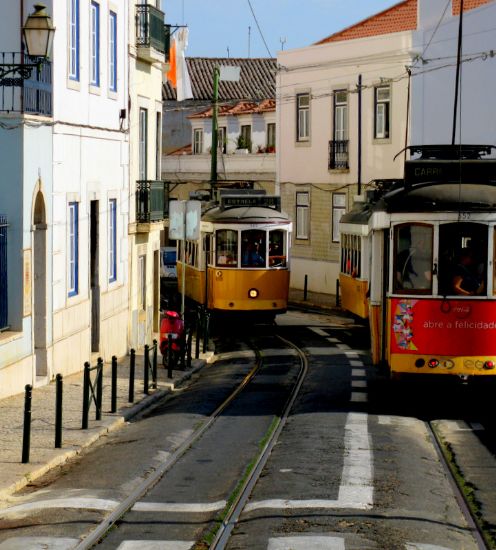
[[328, 139, 349, 170], [135, 4, 168, 63], [0, 53, 52, 116], [136, 180, 168, 227]]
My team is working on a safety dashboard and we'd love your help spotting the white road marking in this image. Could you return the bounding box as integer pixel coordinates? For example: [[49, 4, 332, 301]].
[[215, 350, 254, 360], [247, 413, 373, 512], [304, 347, 348, 355], [351, 369, 366, 377], [310, 327, 329, 336], [267, 535, 345, 549], [0, 497, 119, 517], [344, 350, 359, 358], [470, 422, 485, 431], [351, 392, 368, 402], [406, 544, 455, 550], [132, 501, 226, 513], [377, 416, 417, 426], [279, 468, 293, 473], [349, 360, 363, 367], [117, 542, 194, 550], [351, 380, 367, 388], [0, 537, 79, 550], [336, 343, 350, 350], [262, 349, 299, 357], [327, 337, 340, 343]]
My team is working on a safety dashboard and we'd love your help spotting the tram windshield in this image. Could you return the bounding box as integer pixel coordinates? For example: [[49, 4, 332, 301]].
[[216, 229, 238, 267], [241, 230, 266, 267], [394, 224, 433, 294], [438, 222, 487, 296], [269, 229, 286, 267]]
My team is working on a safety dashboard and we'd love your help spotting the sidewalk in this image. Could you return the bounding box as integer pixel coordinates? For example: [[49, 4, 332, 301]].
[[288, 288, 343, 315], [0, 342, 214, 500]]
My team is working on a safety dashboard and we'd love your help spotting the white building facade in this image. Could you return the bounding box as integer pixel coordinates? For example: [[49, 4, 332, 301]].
[[0, 0, 129, 398]]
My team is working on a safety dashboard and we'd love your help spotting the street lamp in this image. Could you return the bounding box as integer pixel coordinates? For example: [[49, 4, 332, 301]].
[[0, 4, 55, 80]]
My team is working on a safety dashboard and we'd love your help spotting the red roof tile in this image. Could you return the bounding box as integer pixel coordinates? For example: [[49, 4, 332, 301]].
[[452, 0, 493, 14], [188, 99, 275, 119]]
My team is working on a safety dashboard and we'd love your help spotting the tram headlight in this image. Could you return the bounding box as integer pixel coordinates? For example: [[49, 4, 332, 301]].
[[248, 288, 259, 299], [428, 358, 439, 368], [483, 360, 495, 370]]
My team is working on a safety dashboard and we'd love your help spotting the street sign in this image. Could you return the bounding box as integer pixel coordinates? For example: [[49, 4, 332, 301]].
[[169, 200, 185, 240], [185, 200, 201, 240]]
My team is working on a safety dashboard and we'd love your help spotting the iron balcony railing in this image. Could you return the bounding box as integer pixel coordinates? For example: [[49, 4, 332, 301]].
[[328, 139, 349, 170], [136, 180, 168, 223], [0, 53, 52, 115], [0, 216, 8, 331], [135, 4, 167, 55]]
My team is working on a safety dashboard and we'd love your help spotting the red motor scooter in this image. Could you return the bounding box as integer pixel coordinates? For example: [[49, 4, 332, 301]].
[[159, 310, 185, 368]]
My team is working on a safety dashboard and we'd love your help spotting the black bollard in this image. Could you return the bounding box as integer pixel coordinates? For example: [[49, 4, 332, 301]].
[[82, 362, 90, 429], [304, 274, 308, 301], [203, 311, 210, 354], [152, 339, 158, 389], [22, 384, 32, 463], [144, 344, 150, 395], [187, 327, 193, 369], [128, 349, 135, 403], [96, 358, 103, 421], [55, 374, 63, 448], [111, 356, 117, 413], [195, 309, 201, 359], [335, 278, 340, 307], [167, 334, 173, 379]]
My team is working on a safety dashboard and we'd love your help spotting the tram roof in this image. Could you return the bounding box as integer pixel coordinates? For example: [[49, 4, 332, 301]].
[[202, 205, 291, 224]]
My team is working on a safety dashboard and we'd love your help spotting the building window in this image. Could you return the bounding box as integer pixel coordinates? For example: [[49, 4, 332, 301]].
[[266, 123, 276, 150], [139, 108, 148, 179], [332, 193, 346, 243], [156, 112, 162, 179], [90, 2, 100, 87], [296, 93, 310, 141], [108, 199, 117, 282], [333, 90, 348, 142], [240, 125, 252, 152], [193, 128, 203, 154], [296, 192, 309, 240], [375, 85, 390, 139], [68, 202, 79, 296], [69, 0, 80, 80], [218, 126, 227, 154], [138, 255, 146, 310], [109, 11, 117, 92]]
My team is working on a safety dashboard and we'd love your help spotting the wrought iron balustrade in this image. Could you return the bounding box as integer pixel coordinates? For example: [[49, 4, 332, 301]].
[[135, 4, 166, 54], [328, 139, 349, 170], [0, 53, 52, 115], [136, 180, 168, 223]]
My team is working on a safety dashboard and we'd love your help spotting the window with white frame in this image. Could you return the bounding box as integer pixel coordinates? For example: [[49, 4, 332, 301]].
[[193, 128, 203, 154], [69, 0, 80, 80], [90, 2, 100, 87], [296, 192, 309, 240], [266, 122, 275, 149], [296, 93, 310, 141], [332, 193, 346, 242], [218, 126, 226, 153], [109, 11, 117, 92], [240, 125, 252, 152], [108, 199, 117, 282], [68, 202, 79, 296], [138, 255, 146, 310], [139, 108, 148, 179], [333, 90, 348, 141], [374, 85, 390, 139]]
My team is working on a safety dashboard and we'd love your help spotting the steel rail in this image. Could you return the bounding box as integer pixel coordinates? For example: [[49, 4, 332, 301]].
[[210, 334, 308, 549], [75, 345, 263, 550], [427, 421, 490, 550]]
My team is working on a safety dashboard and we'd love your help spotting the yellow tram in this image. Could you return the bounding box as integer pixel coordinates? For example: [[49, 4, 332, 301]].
[[339, 145, 496, 378], [176, 191, 292, 319]]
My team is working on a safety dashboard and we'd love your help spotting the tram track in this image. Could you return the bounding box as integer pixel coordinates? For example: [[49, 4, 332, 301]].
[[72, 332, 305, 549]]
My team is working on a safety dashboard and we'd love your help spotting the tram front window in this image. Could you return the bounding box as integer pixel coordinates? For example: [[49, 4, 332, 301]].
[[241, 230, 266, 267], [438, 223, 487, 296], [269, 229, 286, 267], [216, 229, 238, 267], [394, 224, 433, 294]]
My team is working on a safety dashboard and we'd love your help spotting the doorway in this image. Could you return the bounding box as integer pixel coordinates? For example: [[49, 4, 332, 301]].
[[33, 192, 47, 377]]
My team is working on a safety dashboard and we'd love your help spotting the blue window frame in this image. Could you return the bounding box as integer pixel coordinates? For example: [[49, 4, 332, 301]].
[[109, 11, 117, 92], [68, 202, 79, 296], [90, 2, 100, 86], [69, 0, 80, 80], [108, 199, 117, 282]]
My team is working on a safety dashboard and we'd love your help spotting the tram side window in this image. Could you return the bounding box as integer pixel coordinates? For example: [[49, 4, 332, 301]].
[[394, 224, 433, 293], [185, 241, 197, 267], [340, 234, 361, 278], [203, 233, 213, 266], [438, 223, 487, 296], [269, 229, 286, 268], [216, 229, 238, 267], [241, 230, 266, 267]]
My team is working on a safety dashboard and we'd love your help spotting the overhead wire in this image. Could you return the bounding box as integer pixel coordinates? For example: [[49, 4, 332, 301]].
[[246, 0, 273, 58]]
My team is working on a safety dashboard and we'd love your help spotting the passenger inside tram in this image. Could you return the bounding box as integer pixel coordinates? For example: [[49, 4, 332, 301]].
[[452, 248, 485, 296], [395, 225, 432, 292], [241, 231, 266, 267]]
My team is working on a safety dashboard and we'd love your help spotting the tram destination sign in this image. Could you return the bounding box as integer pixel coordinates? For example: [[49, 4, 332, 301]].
[[404, 159, 496, 186], [221, 195, 281, 210]]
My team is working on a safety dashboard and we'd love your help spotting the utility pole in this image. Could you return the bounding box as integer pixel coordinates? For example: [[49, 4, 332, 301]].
[[210, 66, 220, 197], [248, 26, 251, 58], [452, 0, 464, 145], [280, 37, 286, 51]]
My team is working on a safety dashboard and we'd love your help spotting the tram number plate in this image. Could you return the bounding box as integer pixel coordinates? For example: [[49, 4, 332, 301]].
[[459, 212, 471, 220]]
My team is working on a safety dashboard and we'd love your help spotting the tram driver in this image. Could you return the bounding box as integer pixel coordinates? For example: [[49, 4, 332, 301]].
[[452, 248, 485, 296]]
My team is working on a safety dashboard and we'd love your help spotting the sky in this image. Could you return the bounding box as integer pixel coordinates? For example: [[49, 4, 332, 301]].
[[164, 0, 400, 59]]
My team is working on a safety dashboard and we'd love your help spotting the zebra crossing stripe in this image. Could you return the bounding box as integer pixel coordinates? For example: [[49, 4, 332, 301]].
[[116, 542, 194, 550], [267, 535, 345, 549]]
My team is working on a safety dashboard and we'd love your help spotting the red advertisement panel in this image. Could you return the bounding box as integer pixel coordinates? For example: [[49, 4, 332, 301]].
[[390, 298, 496, 356]]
